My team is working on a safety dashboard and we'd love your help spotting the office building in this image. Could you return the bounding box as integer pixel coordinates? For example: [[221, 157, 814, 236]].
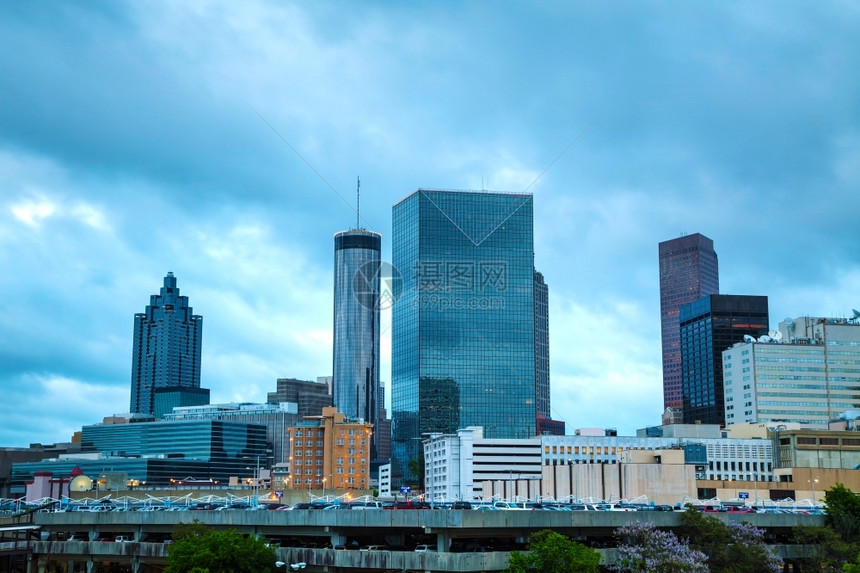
[[286, 407, 372, 491], [423, 425, 772, 504], [164, 402, 301, 467], [333, 229, 383, 462], [659, 234, 720, 415], [11, 418, 267, 488], [534, 270, 550, 420], [130, 272, 204, 416], [392, 189, 537, 483], [266, 377, 333, 418], [680, 294, 769, 426], [723, 316, 860, 427]]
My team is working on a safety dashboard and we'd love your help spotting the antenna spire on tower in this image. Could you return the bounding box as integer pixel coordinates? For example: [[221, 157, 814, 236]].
[[356, 176, 361, 229]]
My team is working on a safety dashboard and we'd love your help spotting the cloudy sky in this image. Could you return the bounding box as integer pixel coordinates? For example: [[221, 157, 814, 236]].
[[1, 1, 858, 448]]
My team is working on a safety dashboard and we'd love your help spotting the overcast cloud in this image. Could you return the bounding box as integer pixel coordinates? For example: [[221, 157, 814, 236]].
[[1, 1, 859, 447]]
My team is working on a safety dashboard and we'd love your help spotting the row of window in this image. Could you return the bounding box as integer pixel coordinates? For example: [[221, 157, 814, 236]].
[[292, 428, 369, 439]]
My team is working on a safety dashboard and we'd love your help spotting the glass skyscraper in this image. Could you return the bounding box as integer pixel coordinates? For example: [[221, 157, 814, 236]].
[[680, 294, 769, 426], [658, 234, 719, 414], [391, 189, 536, 483], [333, 230, 382, 461], [130, 272, 203, 416], [534, 270, 550, 419]]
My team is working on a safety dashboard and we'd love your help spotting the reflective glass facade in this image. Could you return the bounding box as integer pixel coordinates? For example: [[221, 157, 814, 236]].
[[12, 419, 267, 487], [658, 234, 719, 412], [131, 272, 203, 415], [333, 230, 382, 461], [680, 294, 769, 426], [391, 189, 536, 482], [534, 270, 550, 418]]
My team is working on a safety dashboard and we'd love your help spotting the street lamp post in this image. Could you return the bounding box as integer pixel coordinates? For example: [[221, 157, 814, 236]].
[[809, 476, 819, 504]]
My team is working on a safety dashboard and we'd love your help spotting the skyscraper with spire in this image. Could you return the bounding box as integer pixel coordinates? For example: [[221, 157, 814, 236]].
[[332, 178, 383, 461], [130, 272, 204, 416]]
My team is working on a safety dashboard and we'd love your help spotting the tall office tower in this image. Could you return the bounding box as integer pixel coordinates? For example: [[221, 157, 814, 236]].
[[658, 234, 720, 415], [680, 294, 769, 426], [333, 229, 382, 461], [130, 272, 203, 416], [534, 270, 550, 419], [392, 189, 536, 483]]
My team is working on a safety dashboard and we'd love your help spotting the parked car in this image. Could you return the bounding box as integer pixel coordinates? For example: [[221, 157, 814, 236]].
[[414, 544, 437, 552], [360, 545, 388, 551], [451, 501, 472, 510]]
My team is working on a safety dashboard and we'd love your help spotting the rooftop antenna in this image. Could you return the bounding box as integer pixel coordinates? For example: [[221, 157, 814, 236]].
[[356, 176, 360, 230]]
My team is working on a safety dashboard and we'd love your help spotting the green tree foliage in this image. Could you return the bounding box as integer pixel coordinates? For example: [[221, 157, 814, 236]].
[[825, 483, 860, 543], [504, 529, 600, 573], [165, 520, 277, 573], [406, 449, 425, 490], [679, 508, 782, 573], [844, 552, 860, 573], [792, 524, 858, 573]]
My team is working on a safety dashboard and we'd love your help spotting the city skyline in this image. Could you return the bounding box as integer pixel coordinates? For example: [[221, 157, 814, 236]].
[[1, 2, 859, 447]]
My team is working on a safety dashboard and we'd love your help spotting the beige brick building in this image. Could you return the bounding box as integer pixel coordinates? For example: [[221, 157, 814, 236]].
[[287, 407, 372, 491]]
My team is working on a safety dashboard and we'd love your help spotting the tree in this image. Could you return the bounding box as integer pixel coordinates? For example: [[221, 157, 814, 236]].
[[406, 449, 425, 490], [679, 508, 782, 573], [504, 529, 600, 573], [614, 521, 708, 573], [165, 520, 277, 573], [845, 552, 860, 573], [825, 483, 860, 543], [792, 524, 858, 573]]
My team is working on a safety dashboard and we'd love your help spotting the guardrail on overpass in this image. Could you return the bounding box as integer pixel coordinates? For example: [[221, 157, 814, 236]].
[[26, 510, 825, 573]]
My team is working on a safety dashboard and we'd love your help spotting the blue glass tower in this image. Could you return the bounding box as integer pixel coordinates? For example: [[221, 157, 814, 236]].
[[391, 189, 536, 483], [333, 229, 382, 461], [130, 272, 203, 415]]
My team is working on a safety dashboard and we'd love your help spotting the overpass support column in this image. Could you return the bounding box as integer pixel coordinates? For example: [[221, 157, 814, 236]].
[[436, 531, 451, 552], [329, 532, 346, 548]]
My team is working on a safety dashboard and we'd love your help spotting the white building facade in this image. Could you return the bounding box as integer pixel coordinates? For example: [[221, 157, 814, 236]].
[[423, 426, 774, 502], [723, 316, 860, 427]]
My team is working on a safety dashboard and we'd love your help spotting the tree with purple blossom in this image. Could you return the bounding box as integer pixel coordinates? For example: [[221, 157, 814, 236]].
[[679, 508, 783, 573], [614, 521, 708, 573]]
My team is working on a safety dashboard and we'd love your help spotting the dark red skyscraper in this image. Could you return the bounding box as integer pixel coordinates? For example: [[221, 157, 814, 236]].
[[658, 234, 719, 415]]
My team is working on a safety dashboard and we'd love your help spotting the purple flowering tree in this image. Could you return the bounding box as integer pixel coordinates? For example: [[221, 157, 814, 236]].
[[614, 521, 709, 573]]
